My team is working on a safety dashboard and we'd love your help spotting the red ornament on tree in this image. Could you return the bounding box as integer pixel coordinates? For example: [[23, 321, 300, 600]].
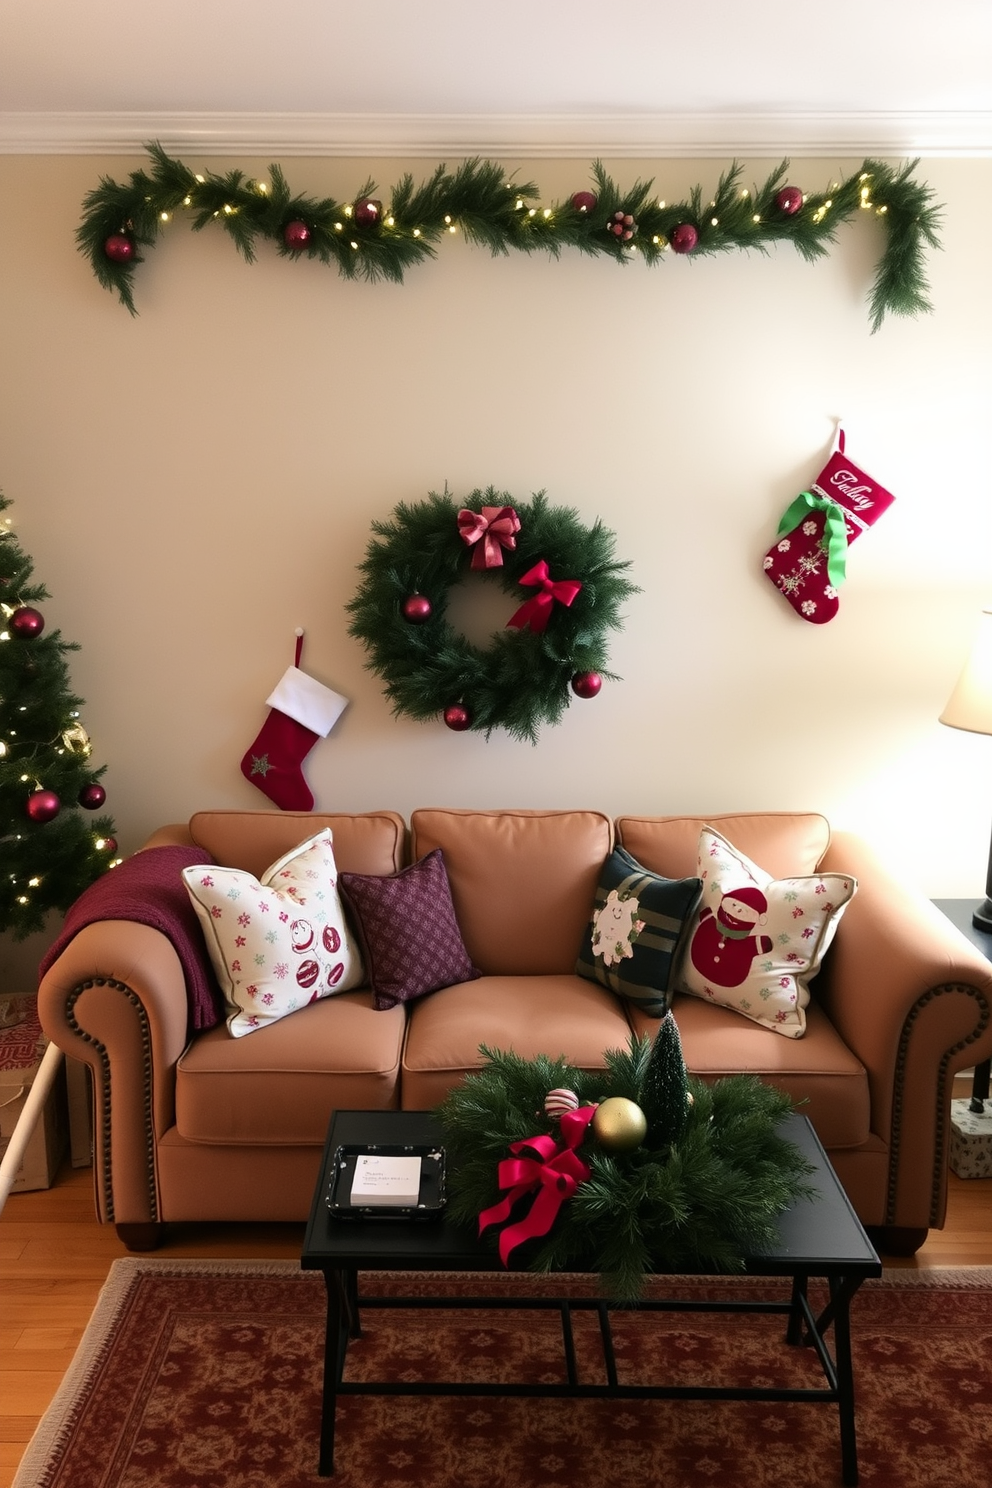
[[571, 671, 602, 699], [100, 836, 118, 855], [571, 191, 598, 215], [353, 198, 382, 228], [9, 606, 45, 639], [402, 594, 433, 624], [78, 782, 107, 810], [283, 221, 311, 251], [774, 186, 804, 216], [103, 234, 135, 264], [443, 704, 471, 732], [26, 789, 61, 824], [670, 223, 699, 254]]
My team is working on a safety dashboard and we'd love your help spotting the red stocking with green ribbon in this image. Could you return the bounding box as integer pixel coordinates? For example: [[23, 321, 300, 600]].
[[762, 431, 895, 624]]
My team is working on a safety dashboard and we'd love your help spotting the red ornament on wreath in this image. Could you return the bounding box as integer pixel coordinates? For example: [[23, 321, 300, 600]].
[[26, 789, 61, 824], [402, 594, 433, 624], [78, 782, 107, 810], [103, 234, 135, 264], [9, 606, 45, 639], [571, 671, 602, 699], [443, 704, 471, 732], [670, 223, 699, 254], [283, 220, 311, 251], [571, 191, 598, 215], [774, 186, 804, 216], [353, 198, 382, 228]]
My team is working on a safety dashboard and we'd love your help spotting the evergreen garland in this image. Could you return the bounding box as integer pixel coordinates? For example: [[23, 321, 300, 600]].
[[78, 145, 941, 331], [0, 493, 118, 937], [436, 1025, 815, 1301], [346, 487, 637, 743]]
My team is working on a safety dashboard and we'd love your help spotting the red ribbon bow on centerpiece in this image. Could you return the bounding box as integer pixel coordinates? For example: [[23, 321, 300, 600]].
[[456, 505, 521, 569], [478, 1104, 597, 1266], [505, 560, 583, 634]]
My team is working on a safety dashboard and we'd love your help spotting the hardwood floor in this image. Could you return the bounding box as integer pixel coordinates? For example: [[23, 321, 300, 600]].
[[2, 1135, 990, 1488]]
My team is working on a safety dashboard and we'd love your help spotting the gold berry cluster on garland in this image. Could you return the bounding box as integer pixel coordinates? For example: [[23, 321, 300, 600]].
[[78, 145, 941, 331], [346, 488, 637, 743]]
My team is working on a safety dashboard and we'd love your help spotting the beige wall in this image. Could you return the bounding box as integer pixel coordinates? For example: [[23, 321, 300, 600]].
[[0, 153, 990, 977]]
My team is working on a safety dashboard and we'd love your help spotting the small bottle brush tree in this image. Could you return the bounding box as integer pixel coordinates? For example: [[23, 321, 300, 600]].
[[0, 493, 118, 938], [639, 1009, 692, 1147]]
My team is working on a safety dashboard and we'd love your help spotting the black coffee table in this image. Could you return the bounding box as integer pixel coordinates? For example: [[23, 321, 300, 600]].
[[302, 1109, 881, 1484]]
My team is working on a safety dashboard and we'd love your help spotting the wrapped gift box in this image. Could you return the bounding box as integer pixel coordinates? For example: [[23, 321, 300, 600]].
[[0, 994, 67, 1192], [948, 1096, 992, 1179]]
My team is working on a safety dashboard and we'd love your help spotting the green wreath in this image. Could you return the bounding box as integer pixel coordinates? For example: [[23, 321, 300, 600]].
[[346, 487, 638, 742]]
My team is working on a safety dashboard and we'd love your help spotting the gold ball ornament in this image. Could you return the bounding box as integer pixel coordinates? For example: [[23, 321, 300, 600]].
[[591, 1096, 648, 1151]]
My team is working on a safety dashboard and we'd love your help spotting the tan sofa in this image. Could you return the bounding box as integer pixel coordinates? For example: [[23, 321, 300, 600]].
[[37, 807, 992, 1255]]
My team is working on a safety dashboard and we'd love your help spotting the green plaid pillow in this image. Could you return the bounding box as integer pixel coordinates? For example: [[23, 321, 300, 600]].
[[576, 847, 702, 1017]]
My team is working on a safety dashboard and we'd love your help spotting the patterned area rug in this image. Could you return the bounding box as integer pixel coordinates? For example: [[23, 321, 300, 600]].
[[13, 1261, 992, 1488]]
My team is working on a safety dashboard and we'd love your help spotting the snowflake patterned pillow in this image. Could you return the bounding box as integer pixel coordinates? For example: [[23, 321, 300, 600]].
[[677, 826, 856, 1037], [182, 828, 365, 1037]]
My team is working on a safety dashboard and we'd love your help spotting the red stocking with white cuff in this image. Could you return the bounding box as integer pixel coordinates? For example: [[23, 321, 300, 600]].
[[762, 431, 896, 624], [240, 633, 348, 811]]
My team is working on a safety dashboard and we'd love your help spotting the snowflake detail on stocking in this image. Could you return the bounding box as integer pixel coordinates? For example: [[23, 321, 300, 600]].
[[779, 573, 803, 596], [802, 520, 818, 536], [777, 539, 791, 552], [797, 553, 821, 576], [249, 753, 272, 777], [801, 600, 817, 616]]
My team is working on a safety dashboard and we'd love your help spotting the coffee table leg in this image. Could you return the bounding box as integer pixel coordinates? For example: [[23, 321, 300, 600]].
[[830, 1276, 861, 1487], [318, 1267, 352, 1476]]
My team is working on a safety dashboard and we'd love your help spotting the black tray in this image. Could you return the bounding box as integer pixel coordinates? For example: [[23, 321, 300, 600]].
[[326, 1142, 446, 1220]]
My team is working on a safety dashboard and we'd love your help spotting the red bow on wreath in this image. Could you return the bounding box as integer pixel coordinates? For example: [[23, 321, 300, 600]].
[[457, 505, 521, 569], [478, 1104, 597, 1266], [506, 560, 582, 634]]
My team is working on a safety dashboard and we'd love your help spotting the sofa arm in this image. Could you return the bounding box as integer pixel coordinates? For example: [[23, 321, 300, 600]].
[[37, 920, 193, 1227], [817, 830, 992, 1226]]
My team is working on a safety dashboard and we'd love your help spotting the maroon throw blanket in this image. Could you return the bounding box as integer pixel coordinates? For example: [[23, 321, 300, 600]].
[[37, 845, 225, 1034]]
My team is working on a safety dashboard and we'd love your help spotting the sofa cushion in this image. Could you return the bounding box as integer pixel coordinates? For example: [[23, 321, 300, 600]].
[[399, 972, 635, 1109], [616, 812, 831, 882], [410, 808, 614, 975], [187, 809, 406, 880], [575, 846, 702, 1017], [677, 826, 856, 1037], [626, 994, 870, 1150], [183, 828, 365, 1037], [175, 991, 405, 1144], [338, 849, 479, 1010]]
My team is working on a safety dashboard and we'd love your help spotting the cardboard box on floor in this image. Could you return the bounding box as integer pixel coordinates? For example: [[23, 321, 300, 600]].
[[0, 993, 68, 1191]]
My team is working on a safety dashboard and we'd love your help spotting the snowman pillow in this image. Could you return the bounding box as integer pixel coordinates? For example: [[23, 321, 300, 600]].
[[677, 826, 856, 1037], [183, 828, 365, 1037]]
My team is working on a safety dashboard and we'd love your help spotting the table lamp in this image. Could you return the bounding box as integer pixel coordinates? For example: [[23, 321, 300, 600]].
[[939, 606, 992, 932]]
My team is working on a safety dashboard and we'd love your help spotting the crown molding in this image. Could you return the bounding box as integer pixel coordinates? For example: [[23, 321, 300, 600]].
[[1, 110, 990, 158]]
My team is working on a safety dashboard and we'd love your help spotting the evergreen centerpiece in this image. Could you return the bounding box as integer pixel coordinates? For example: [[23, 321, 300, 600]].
[[0, 492, 118, 938], [436, 1018, 815, 1301]]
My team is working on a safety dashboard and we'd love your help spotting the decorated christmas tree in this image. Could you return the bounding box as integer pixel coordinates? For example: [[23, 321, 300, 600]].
[[0, 493, 118, 938]]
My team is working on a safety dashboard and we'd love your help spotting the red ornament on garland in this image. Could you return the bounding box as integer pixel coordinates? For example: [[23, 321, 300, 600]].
[[571, 191, 598, 215], [670, 223, 699, 254], [571, 671, 602, 699], [609, 210, 637, 241], [353, 198, 382, 228], [443, 704, 471, 732], [774, 186, 804, 216], [283, 220, 311, 251], [26, 789, 61, 824], [103, 234, 135, 264], [402, 594, 433, 624], [78, 782, 107, 810], [9, 606, 45, 639]]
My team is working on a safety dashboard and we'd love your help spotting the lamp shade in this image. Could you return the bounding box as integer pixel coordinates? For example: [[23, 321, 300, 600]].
[[939, 608, 992, 738]]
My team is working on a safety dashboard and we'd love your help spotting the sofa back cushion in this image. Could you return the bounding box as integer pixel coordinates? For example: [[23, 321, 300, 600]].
[[187, 809, 406, 879], [410, 808, 614, 975], [616, 813, 830, 881]]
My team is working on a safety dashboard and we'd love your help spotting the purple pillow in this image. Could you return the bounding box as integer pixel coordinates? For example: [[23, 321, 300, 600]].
[[338, 849, 479, 1010]]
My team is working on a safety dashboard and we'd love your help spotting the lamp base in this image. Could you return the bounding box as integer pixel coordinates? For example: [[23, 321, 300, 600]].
[[974, 898, 992, 934]]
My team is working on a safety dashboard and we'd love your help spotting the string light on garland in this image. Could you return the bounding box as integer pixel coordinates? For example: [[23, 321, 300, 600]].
[[347, 487, 637, 743], [78, 146, 941, 331]]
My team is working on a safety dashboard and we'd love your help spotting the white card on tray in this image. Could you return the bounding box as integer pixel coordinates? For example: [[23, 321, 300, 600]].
[[349, 1153, 422, 1207]]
